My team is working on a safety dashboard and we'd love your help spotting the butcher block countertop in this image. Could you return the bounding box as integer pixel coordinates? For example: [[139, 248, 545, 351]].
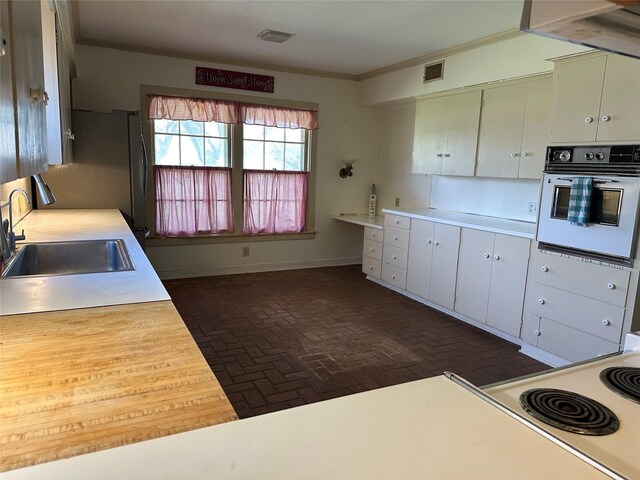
[[0, 300, 238, 472]]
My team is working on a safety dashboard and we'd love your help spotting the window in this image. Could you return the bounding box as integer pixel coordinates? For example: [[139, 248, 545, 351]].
[[148, 93, 317, 239]]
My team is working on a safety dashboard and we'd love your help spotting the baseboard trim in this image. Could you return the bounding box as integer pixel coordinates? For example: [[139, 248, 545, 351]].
[[519, 344, 570, 368], [366, 276, 523, 347], [156, 257, 362, 280]]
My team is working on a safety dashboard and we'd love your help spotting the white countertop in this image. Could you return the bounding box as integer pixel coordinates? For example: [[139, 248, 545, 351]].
[[0, 209, 169, 315], [333, 213, 384, 229], [3, 374, 608, 479], [383, 208, 536, 239]]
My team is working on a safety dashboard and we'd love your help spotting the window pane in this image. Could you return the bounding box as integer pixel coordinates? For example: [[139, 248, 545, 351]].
[[265, 142, 285, 170], [154, 134, 180, 165], [244, 124, 264, 140], [180, 120, 204, 136], [205, 138, 228, 167], [285, 144, 303, 171], [154, 119, 179, 134], [204, 121, 227, 138], [265, 126, 285, 141], [180, 136, 204, 166], [244, 140, 264, 169], [285, 128, 304, 142]]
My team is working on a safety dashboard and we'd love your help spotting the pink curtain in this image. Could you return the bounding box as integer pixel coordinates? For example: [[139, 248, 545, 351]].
[[243, 170, 308, 234], [148, 95, 318, 130], [155, 166, 233, 236]]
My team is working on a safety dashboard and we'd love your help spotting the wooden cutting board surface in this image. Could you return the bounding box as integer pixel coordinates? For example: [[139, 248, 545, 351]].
[[0, 300, 238, 472]]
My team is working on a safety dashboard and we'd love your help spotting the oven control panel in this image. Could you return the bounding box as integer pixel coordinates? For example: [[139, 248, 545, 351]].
[[546, 145, 640, 173]]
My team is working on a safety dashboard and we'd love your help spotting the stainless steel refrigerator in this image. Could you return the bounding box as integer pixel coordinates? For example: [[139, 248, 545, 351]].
[[41, 110, 148, 248]]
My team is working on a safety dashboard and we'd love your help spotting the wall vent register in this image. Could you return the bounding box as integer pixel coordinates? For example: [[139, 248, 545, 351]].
[[423, 61, 444, 83]]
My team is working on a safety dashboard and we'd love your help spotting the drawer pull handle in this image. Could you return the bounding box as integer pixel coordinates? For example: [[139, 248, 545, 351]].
[[370, 248, 375, 252], [391, 274, 396, 279], [434, 241, 439, 246], [392, 255, 397, 260], [601, 115, 611, 122], [607, 282, 615, 290], [395, 220, 399, 224], [493, 255, 500, 261], [538, 298, 545, 305], [534, 330, 541, 336], [393, 236, 398, 240], [511, 152, 518, 158], [602, 319, 611, 326], [483, 253, 490, 259], [585, 116, 594, 124], [426, 239, 432, 244], [541, 266, 548, 272]]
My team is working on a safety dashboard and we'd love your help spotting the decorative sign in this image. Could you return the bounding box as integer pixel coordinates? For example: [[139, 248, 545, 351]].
[[195, 67, 275, 93]]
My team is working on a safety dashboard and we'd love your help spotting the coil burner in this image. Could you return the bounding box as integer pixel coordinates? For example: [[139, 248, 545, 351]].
[[519, 388, 620, 435], [600, 367, 640, 404]]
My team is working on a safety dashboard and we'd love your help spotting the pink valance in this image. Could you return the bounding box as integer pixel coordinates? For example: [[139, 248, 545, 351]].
[[148, 95, 318, 130]]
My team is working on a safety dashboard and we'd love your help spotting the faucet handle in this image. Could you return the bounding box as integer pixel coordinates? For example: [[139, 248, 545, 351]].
[[15, 229, 26, 242]]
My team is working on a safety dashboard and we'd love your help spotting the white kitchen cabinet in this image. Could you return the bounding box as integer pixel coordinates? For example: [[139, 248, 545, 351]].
[[0, 0, 17, 183], [406, 219, 460, 310], [362, 226, 383, 279], [551, 53, 640, 143], [455, 228, 530, 337], [412, 90, 481, 176], [41, 0, 62, 166], [476, 77, 552, 180]]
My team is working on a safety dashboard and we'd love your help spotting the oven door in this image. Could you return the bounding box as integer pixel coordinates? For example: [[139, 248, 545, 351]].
[[537, 174, 640, 259]]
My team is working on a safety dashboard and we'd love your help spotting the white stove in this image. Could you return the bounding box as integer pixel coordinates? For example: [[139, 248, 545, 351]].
[[481, 332, 640, 480]]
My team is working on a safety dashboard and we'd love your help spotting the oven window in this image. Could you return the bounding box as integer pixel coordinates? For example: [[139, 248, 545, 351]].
[[552, 187, 622, 226]]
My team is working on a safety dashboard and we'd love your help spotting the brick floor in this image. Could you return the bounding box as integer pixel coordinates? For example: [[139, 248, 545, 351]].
[[165, 265, 548, 418]]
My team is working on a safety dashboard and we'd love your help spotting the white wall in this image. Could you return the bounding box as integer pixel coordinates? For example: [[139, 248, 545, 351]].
[[360, 34, 589, 106], [1, 177, 32, 231], [72, 45, 380, 278]]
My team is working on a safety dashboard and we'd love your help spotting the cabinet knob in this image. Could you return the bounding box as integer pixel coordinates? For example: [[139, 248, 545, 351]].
[[601, 115, 611, 122], [64, 128, 75, 141], [607, 282, 616, 290], [392, 255, 397, 260], [369, 266, 374, 271], [370, 248, 375, 252], [444, 153, 450, 157], [1, 35, 6, 58], [538, 298, 545, 305], [433, 240, 439, 246], [493, 254, 500, 261], [29, 87, 49, 105], [585, 116, 594, 124], [602, 319, 611, 326], [534, 329, 541, 336], [393, 235, 398, 240], [483, 253, 490, 258], [511, 152, 518, 157], [394, 220, 399, 224], [391, 274, 396, 279], [521, 152, 528, 157], [426, 239, 432, 244], [436, 153, 443, 157], [541, 266, 548, 272]]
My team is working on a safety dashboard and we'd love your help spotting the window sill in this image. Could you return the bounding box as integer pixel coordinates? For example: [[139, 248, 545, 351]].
[[146, 231, 317, 247]]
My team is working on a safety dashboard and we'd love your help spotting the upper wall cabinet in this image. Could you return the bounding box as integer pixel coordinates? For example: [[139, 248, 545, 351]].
[[0, 0, 18, 183], [476, 77, 553, 179], [412, 90, 481, 176], [551, 54, 640, 144]]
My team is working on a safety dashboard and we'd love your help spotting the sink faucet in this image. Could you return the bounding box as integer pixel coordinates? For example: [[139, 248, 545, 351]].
[[0, 188, 30, 263]]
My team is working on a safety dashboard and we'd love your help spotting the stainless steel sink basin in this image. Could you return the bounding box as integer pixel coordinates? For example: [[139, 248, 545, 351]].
[[2, 239, 135, 278]]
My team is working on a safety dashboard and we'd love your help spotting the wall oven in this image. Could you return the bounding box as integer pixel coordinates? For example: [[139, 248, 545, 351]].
[[537, 145, 640, 265]]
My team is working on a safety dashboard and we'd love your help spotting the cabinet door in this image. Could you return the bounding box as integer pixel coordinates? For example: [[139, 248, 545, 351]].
[[454, 228, 494, 322], [429, 223, 460, 310], [441, 90, 482, 176], [476, 83, 526, 178], [41, 0, 62, 166], [10, 0, 47, 178], [486, 235, 530, 337], [518, 78, 553, 179], [412, 96, 445, 174], [596, 54, 640, 142], [406, 219, 435, 298], [550, 56, 605, 143], [0, 0, 17, 183]]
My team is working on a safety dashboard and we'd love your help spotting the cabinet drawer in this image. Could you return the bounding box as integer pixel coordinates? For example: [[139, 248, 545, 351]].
[[364, 226, 383, 243], [381, 263, 407, 290], [530, 283, 624, 344], [533, 253, 629, 306], [383, 244, 409, 269], [362, 256, 381, 279], [363, 239, 383, 261], [533, 316, 620, 363], [384, 214, 410, 231], [384, 226, 410, 250]]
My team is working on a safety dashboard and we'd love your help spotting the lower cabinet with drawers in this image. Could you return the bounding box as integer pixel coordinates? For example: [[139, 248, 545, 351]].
[[381, 214, 410, 289], [362, 226, 383, 279], [521, 250, 635, 363]]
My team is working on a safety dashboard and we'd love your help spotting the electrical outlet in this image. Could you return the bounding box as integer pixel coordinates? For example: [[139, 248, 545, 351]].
[[395, 197, 400, 207], [528, 202, 538, 215], [242, 246, 250, 257]]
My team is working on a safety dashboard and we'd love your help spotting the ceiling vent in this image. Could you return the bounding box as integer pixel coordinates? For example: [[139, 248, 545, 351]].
[[257, 29, 296, 43], [423, 61, 444, 84]]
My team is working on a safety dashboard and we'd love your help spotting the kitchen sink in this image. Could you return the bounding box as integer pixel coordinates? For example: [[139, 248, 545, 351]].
[[2, 239, 135, 278]]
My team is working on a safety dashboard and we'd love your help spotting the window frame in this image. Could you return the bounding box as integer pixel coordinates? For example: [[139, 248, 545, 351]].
[[141, 85, 317, 245]]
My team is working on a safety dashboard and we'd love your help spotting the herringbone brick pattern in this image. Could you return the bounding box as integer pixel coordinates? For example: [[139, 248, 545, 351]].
[[165, 265, 548, 418]]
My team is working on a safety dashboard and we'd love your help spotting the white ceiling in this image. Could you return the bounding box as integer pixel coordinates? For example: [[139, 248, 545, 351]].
[[76, 0, 525, 77]]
